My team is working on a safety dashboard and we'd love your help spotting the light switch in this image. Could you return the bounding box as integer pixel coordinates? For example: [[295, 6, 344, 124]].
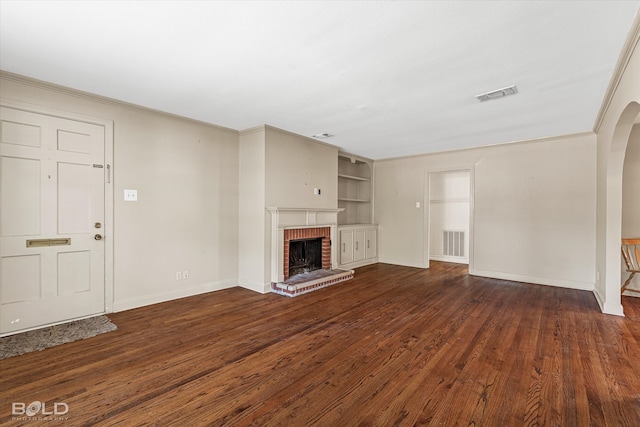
[[124, 189, 138, 201], [416, 202, 421, 208]]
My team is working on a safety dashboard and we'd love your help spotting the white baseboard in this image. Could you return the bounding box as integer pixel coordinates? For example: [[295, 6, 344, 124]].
[[113, 279, 237, 312], [338, 257, 379, 270], [378, 257, 427, 269], [592, 288, 626, 316], [593, 287, 626, 316], [469, 268, 594, 291], [429, 255, 469, 264], [239, 280, 272, 294]]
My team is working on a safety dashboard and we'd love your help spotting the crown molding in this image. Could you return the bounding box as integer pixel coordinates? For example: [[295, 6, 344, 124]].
[[0, 70, 239, 135], [375, 131, 596, 163], [593, 10, 640, 132]]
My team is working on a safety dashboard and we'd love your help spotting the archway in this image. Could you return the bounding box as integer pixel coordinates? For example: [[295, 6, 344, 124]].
[[622, 122, 640, 293], [604, 102, 640, 315]]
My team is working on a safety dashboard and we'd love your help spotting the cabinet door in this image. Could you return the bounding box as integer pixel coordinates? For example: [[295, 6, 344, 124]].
[[340, 229, 354, 265], [354, 229, 366, 262], [365, 228, 377, 259]]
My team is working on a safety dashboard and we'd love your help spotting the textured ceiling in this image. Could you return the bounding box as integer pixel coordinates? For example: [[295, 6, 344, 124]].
[[1, 1, 638, 159]]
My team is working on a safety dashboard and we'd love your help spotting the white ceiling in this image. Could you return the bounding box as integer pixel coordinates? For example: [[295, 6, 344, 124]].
[[1, 1, 638, 159]]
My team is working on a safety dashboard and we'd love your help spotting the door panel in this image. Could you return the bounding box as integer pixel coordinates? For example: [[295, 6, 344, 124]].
[[58, 251, 91, 295], [0, 106, 106, 334], [1, 120, 41, 148], [340, 229, 354, 265], [1, 156, 41, 236], [58, 162, 92, 234], [365, 228, 377, 259], [1, 255, 41, 303], [57, 129, 92, 154]]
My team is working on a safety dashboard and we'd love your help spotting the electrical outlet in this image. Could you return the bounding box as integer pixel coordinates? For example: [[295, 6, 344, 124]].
[[124, 189, 138, 201], [176, 271, 182, 280], [183, 270, 189, 280]]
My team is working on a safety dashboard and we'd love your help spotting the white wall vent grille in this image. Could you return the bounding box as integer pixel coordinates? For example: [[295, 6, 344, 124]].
[[443, 230, 465, 257]]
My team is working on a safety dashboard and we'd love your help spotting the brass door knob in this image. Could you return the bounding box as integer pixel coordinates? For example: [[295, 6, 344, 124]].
[[94, 234, 103, 241]]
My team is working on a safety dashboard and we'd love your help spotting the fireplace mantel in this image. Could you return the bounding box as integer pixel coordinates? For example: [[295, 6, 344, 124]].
[[267, 207, 343, 284], [266, 207, 344, 229]]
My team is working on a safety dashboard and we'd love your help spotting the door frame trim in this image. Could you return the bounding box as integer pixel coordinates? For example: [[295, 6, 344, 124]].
[[424, 165, 475, 272], [1, 98, 115, 314]]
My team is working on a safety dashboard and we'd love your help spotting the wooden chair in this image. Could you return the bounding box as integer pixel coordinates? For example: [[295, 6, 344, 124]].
[[621, 238, 640, 295]]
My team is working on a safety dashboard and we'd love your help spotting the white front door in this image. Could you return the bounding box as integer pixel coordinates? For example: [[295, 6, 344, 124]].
[[0, 106, 106, 335]]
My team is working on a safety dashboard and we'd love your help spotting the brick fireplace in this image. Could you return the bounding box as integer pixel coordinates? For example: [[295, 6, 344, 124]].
[[267, 207, 353, 296], [283, 227, 331, 281]]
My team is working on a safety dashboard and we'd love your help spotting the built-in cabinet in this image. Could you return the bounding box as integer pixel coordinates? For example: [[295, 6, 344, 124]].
[[338, 225, 378, 268]]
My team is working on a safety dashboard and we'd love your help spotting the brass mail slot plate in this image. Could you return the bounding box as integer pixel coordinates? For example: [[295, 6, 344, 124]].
[[26, 238, 71, 248]]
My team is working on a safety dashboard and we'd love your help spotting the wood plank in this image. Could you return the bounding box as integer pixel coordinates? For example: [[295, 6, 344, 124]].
[[1, 262, 639, 426]]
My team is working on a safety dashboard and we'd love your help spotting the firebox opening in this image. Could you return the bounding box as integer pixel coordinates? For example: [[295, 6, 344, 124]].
[[289, 238, 323, 278]]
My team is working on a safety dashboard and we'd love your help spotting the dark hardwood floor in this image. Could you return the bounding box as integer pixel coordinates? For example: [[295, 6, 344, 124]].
[[1, 262, 639, 426]]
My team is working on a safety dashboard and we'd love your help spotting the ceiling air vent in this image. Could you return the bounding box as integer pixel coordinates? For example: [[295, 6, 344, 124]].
[[476, 85, 518, 102], [312, 132, 334, 139]]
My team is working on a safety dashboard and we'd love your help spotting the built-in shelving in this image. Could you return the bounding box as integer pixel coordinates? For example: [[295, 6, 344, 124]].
[[338, 197, 370, 203], [338, 173, 369, 181], [337, 153, 373, 225], [337, 152, 378, 269]]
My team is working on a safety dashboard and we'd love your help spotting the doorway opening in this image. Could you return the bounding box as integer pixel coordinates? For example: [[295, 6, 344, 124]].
[[622, 122, 640, 296], [426, 168, 472, 268]]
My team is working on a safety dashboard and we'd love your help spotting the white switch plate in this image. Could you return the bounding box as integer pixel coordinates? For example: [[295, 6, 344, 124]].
[[124, 189, 138, 201], [416, 202, 421, 208]]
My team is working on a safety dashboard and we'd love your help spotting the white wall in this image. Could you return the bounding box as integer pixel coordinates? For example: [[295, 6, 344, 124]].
[[238, 125, 339, 292], [265, 126, 338, 209], [1, 73, 240, 312], [238, 127, 268, 291], [375, 133, 597, 290], [112, 110, 239, 309]]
